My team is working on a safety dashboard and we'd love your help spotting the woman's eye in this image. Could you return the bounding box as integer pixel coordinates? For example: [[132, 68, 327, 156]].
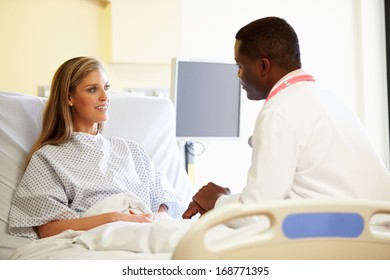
[[104, 84, 111, 91], [88, 87, 97, 93]]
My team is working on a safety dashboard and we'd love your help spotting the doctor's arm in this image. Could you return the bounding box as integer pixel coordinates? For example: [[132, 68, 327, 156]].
[[182, 182, 231, 219]]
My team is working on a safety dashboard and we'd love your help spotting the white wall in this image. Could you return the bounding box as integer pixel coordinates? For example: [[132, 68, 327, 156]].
[[0, 0, 106, 95], [180, 0, 389, 193]]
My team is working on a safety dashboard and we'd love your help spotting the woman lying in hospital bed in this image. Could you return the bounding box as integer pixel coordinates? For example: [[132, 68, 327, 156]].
[[8, 57, 187, 241]]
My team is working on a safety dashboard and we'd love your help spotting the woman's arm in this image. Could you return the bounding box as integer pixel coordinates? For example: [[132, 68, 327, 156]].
[[36, 211, 153, 239], [158, 204, 169, 213], [127, 204, 171, 223]]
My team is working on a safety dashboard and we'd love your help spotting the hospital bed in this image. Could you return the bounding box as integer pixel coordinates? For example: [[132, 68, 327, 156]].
[[0, 90, 195, 259], [1, 91, 390, 260]]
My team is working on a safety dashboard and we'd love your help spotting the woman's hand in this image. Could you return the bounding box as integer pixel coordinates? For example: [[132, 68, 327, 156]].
[[128, 210, 172, 222], [115, 211, 153, 223]]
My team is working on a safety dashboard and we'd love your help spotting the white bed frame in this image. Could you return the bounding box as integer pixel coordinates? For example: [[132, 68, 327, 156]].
[[173, 199, 390, 259]]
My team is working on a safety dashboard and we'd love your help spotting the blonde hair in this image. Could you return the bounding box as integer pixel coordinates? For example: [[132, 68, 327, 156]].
[[26, 57, 106, 167]]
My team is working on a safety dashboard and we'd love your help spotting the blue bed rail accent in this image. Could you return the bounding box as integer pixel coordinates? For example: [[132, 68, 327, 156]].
[[282, 212, 364, 239]]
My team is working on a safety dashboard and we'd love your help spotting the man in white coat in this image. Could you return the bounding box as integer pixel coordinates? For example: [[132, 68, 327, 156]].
[[182, 16, 390, 219]]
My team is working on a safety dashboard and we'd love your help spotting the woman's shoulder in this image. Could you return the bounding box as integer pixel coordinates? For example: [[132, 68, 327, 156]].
[[32, 135, 83, 159], [35, 142, 66, 154]]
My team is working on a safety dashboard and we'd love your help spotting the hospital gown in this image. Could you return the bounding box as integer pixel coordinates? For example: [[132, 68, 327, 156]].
[[9, 132, 185, 239]]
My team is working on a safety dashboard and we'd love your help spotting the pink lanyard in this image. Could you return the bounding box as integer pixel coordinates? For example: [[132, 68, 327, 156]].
[[265, 74, 315, 103]]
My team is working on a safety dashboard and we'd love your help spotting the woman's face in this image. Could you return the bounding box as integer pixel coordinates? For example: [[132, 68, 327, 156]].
[[68, 69, 110, 134]]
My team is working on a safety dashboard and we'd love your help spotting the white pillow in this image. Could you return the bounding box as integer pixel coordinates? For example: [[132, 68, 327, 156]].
[[0, 92, 46, 258], [0, 92, 46, 228], [103, 93, 194, 201]]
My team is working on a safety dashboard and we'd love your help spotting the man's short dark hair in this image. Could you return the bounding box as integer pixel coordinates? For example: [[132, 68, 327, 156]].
[[236, 17, 301, 70]]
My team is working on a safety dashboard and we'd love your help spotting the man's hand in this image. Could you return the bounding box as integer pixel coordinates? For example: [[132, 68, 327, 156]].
[[182, 182, 231, 219], [182, 201, 206, 219]]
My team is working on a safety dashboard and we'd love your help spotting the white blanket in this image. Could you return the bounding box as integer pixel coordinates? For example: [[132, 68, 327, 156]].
[[10, 194, 195, 259], [10, 194, 269, 260]]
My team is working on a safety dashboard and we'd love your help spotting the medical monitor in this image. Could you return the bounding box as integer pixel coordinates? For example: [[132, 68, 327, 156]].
[[170, 58, 241, 140]]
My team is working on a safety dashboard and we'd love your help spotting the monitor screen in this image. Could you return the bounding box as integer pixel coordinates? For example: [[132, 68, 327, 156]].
[[170, 58, 241, 140]]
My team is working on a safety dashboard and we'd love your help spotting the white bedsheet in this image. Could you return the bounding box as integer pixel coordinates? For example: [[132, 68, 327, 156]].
[[10, 193, 194, 259], [9, 194, 267, 260], [9, 220, 195, 260]]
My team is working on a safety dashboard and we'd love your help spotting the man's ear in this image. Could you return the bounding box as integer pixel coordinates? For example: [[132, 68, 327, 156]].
[[258, 57, 271, 76]]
